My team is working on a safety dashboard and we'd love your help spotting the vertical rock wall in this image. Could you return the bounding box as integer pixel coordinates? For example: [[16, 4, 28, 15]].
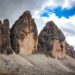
[[10, 11, 38, 55], [0, 19, 13, 54], [38, 21, 66, 59]]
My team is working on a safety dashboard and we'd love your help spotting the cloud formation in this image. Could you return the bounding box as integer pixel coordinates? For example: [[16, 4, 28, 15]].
[[0, 0, 46, 25], [43, 0, 75, 9], [0, 0, 75, 49], [33, 0, 75, 49]]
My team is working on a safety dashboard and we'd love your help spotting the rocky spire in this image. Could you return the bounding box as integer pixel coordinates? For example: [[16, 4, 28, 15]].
[[10, 10, 38, 55], [0, 19, 13, 54], [38, 21, 66, 59]]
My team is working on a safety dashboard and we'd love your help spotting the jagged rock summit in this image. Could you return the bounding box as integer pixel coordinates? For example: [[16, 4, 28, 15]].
[[0, 19, 13, 54], [10, 10, 38, 55], [38, 21, 66, 59]]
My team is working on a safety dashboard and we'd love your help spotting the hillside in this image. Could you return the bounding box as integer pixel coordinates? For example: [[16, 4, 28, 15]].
[[0, 54, 75, 75]]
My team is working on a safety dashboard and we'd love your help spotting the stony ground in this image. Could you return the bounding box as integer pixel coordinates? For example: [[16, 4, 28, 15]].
[[0, 53, 75, 75]]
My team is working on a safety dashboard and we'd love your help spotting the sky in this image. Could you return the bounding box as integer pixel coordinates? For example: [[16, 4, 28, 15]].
[[0, 0, 75, 49]]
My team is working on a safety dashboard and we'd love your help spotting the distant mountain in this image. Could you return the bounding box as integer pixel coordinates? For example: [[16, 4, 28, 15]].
[[0, 10, 75, 75]]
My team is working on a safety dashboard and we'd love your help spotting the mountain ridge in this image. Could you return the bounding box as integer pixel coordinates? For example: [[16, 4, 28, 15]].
[[0, 10, 75, 75]]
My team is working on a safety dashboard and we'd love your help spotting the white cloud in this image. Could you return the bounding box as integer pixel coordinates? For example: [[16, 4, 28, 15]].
[[33, 11, 45, 34], [66, 36, 75, 48], [43, 0, 75, 9], [33, 11, 75, 49], [69, 15, 75, 25]]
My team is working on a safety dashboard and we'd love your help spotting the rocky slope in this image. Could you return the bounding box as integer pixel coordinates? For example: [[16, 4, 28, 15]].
[[0, 54, 75, 75]]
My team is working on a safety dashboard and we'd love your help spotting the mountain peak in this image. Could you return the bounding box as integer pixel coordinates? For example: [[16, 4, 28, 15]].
[[46, 21, 56, 26], [20, 10, 32, 19], [38, 21, 66, 59], [10, 10, 38, 55]]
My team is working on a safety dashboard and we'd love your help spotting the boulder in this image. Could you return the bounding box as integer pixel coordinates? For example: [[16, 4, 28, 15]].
[[10, 10, 38, 55], [0, 19, 13, 54], [38, 21, 66, 59]]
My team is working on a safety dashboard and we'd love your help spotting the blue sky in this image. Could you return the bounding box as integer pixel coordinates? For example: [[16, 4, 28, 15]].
[[0, 0, 75, 49], [40, 6, 75, 18]]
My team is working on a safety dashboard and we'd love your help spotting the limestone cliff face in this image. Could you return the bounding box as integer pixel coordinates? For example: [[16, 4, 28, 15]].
[[10, 10, 38, 55], [38, 21, 66, 59], [0, 19, 13, 54]]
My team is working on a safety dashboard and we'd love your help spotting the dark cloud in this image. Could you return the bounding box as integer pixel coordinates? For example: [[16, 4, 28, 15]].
[[0, 0, 46, 26]]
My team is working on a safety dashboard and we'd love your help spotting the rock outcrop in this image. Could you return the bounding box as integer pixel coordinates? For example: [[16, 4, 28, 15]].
[[10, 10, 38, 55], [66, 43, 73, 57], [0, 10, 75, 75], [38, 21, 66, 59], [73, 51, 75, 58], [66, 43, 75, 58], [0, 19, 13, 54]]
